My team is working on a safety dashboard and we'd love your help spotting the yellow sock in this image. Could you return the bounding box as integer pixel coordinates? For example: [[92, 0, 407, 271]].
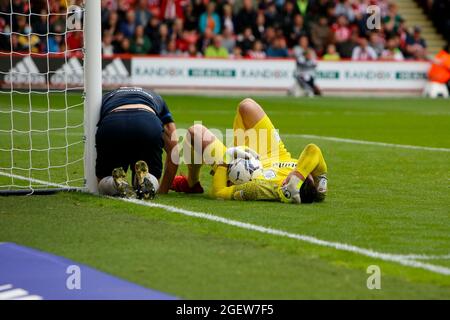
[[296, 143, 327, 179]]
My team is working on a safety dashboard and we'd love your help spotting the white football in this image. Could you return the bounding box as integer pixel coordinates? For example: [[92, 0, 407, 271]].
[[227, 157, 262, 185]]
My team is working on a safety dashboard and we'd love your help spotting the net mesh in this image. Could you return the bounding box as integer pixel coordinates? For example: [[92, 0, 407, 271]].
[[0, 0, 86, 191]]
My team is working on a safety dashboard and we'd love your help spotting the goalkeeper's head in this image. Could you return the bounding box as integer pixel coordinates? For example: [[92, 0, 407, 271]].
[[299, 175, 317, 204]]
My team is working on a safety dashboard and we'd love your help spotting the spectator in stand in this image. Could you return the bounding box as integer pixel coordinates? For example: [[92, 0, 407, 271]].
[[197, 27, 214, 54], [335, 0, 355, 23], [332, 15, 351, 45], [222, 27, 236, 54], [231, 46, 244, 59], [253, 12, 266, 40], [310, 0, 334, 19], [266, 36, 289, 58], [163, 39, 183, 56], [145, 16, 161, 53], [383, 2, 403, 34], [280, 1, 298, 39], [380, 36, 404, 61], [120, 10, 137, 38], [131, 25, 151, 54], [173, 18, 189, 52], [396, 19, 409, 54], [405, 26, 427, 60], [205, 35, 229, 58], [186, 42, 202, 57], [116, 37, 131, 54], [102, 31, 115, 56], [183, 2, 199, 31], [116, 0, 132, 22], [14, 15, 40, 53], [337, 29, 359, 58], [264, 1, 282, 28], [289, 14, 308, 48], [295, 0, 313, 21], [31, 9, 48, 36], [10, 34, 21, 52], [322, 43, 341, 61], [112, 31, 125, 53], [199, 2, 221, 35], [352, 36, 378, 60], [236, 0, 257, 34], [48, 33, 64, 53], [103, 10, 120, 36], [368, 31, 385, 57], [101, 0, 114, 24], [160, 0, 185, 23], [263, 26, 277, 49], [248, 40, 267, 59], [221, 4, 235, 34], [237, 27, 256, 56], [155, 23, 171, 55], [311, 16, 332, 55], [135, 0, 152, 27]]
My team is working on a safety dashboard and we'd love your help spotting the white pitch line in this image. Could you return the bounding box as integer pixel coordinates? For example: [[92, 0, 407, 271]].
[[0, 171, 68, 189], [118, 197, 450, 276], [397, 254, 450, 261], [283, 134, 450, 153], [2, 172, 450, 276]]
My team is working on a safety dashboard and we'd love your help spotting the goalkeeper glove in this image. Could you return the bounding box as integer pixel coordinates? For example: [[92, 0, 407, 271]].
[[278, 175, 303, 204], [224, 146, 259, 164]]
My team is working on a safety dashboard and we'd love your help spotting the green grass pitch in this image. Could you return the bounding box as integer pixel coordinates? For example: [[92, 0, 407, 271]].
[[1, 94, 450, 299]]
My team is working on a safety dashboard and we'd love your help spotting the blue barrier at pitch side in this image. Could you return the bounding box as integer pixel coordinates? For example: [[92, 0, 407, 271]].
[[0, 242, 177, 300]]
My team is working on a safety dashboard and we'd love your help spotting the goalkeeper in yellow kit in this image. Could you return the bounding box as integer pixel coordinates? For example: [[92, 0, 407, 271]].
[[171, 98, 328, 204]]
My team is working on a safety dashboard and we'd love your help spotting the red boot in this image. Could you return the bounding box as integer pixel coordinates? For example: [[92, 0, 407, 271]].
[[171, 175, 204, 194]]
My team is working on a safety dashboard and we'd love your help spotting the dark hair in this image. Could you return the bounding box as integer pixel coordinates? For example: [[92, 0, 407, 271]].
[[299, 178, 317, 204]]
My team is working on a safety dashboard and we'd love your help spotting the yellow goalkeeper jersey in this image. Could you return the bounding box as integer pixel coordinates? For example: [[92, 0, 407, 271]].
[[211, 160, 297, 202]]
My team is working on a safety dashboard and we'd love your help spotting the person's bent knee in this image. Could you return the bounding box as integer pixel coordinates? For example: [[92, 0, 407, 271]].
[[237, 98, 265, 128], [305, 143, 320, 154], [238, 98, 259, 115], [187, 124, 206, 143]]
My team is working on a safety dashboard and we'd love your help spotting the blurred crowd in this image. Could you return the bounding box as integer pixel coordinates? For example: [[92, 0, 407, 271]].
[[0, 0, 433, 60]]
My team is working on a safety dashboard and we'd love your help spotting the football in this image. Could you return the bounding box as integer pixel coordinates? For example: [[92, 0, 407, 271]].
[[227, 157, 262, 185]]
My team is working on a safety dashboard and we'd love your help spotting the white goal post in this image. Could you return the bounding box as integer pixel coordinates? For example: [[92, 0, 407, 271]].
[[83, 0, 102, 194], [0, 0, 102, 195]]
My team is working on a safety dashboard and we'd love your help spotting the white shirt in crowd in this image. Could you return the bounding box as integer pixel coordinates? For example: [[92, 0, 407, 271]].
[[351, 45, 378, 60], [102, 43, 114, 56]]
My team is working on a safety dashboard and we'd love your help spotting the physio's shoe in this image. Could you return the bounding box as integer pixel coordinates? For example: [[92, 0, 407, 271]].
[[134, 160, 156, 200], [112, 167, 135, 198]]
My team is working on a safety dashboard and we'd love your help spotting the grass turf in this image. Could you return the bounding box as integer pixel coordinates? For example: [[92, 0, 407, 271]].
[[0, 94, 450, 299]]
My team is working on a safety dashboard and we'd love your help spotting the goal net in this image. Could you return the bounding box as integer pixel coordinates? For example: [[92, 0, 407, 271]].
[[0, 0, 101, 195]]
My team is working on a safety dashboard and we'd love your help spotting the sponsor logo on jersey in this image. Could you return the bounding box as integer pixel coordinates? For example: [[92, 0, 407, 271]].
[[263, 169, 276, 179], [272, 162, 297, 169]]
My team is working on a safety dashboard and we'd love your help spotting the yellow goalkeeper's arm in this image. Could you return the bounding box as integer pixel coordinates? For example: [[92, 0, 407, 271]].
[[211, 165, 235, 200]]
